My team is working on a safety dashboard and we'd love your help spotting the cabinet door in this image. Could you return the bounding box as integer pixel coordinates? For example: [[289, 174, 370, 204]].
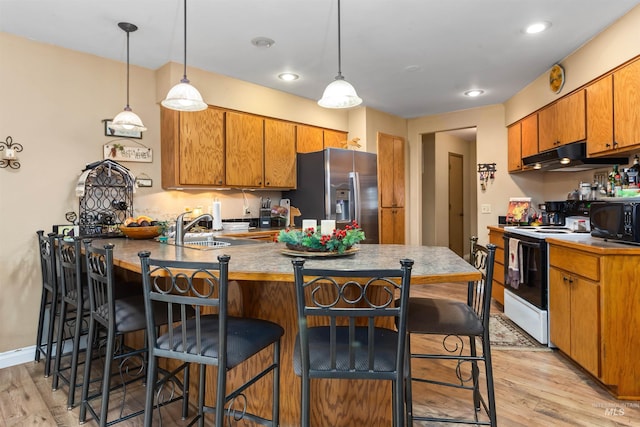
[[614, 59, 640, 149], [549, 267, 571, 353], [264, 119, 296, 188], [378, 134, 405, 207], [226, 112, 264, 187], [587, 75, 614, 155], [521, 114, 539, 158], [380, 207, 404, 244], [324, 129, 348, 149], [570, 276, 600, 377], [538, 104, 557, 152], [557, 90, 586, 145], [161, 107, 225, 187], [507, 123, 522, 172], [296, 125, 324, 153]]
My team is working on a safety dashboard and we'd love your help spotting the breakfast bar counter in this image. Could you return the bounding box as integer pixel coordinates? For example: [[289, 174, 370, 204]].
[[91, 238, 481, 426]]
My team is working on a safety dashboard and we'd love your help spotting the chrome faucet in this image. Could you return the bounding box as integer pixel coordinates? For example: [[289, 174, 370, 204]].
[[175, 212, 213, 246]]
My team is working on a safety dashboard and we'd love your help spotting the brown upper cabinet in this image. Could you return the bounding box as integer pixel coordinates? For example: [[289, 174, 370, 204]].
[[538, 89, 586, 152], [613, 58, 640, 151], [378, 133, 405, 208], [264, 119, 297, 188], [323, 129, 348, 149], [508, 114, 538, 172], [507, 122, 523, 172], [225, 111, 264, 187], [161, 106, 225, 189], [296, 125, 324, 153], [587, 58, 640, 156], [586, 74, 614, 156], [296, 125, 348, 153]]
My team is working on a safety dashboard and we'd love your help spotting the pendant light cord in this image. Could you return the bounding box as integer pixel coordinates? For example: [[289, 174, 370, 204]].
[[182, 0, 189, 82], [336, 0, 343, 79], [125, 28, 131, 108]]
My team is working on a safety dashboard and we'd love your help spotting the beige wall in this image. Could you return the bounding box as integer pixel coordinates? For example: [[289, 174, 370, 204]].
[[2, 3, 640, 355], [0, 32, 358, 353]]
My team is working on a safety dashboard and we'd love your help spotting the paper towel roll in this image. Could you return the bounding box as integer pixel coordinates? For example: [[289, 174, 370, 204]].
[[212, 201, 223, 230]]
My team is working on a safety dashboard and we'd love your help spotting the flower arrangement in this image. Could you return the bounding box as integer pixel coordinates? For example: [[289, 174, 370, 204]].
[[277, 220, 365, 254]]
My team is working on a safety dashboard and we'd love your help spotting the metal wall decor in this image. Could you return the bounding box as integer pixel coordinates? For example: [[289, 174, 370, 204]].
[[1, 136, 23, 169], [477, 163, 497, 191]]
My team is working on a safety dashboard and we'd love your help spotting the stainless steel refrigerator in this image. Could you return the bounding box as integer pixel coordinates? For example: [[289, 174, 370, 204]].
[[284, 148, 379, 243]]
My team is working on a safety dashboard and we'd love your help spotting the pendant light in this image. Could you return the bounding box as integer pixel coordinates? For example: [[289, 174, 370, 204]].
[[111, 22, 147, 132], [162, 0, 207, 111], [318, 0, 362, 109]]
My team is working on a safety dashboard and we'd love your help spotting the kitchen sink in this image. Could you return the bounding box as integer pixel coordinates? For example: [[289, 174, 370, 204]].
[[167, 235, 264, 250]]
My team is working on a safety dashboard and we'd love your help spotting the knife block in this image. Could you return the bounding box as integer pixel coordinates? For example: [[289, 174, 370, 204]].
[[259, 208, 271, 228]]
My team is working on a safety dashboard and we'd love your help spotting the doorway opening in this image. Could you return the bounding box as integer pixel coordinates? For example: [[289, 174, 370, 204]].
[[421, 127, 477, 259]]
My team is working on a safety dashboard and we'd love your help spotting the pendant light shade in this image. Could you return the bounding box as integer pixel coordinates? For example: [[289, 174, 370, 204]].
[[162, 0, 207, 111], [111, 22, 147, 132], [318, 0, 362, 109]]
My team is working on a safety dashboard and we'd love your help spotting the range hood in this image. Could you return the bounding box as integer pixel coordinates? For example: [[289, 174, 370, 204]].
[[522, 141, 628, 171]]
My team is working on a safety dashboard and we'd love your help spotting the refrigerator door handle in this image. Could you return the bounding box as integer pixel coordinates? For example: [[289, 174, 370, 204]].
[[350, 171, 361, 225]]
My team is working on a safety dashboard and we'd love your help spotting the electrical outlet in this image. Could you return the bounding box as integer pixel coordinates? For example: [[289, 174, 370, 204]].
[[244, 207, 251, 216], [481, 204, 492, 214]]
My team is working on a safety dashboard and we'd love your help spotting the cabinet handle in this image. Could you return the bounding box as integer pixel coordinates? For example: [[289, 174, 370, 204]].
[[613, 141, 619, 148], [605, 143, 611, 148]]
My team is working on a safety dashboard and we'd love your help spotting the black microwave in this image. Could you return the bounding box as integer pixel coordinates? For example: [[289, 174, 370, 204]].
[[590, 201, 640, 243]]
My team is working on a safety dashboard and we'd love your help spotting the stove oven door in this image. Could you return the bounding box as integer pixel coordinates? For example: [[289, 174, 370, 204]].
[[502, 232, 547, 310]]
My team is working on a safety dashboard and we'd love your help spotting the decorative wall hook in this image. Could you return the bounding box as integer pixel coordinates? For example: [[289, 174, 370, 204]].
[[1, 136, 23, 169], [477, 163, 496, 191]]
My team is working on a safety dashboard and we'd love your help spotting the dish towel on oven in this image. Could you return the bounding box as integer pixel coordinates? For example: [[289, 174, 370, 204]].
[[507, 238, 523, 289]]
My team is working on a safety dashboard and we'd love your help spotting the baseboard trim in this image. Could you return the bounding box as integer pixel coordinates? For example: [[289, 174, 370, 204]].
[[0, 346, 35, 369]]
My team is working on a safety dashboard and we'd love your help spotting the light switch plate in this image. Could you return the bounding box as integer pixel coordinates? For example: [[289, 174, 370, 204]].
[[481, 204, 492, 214]]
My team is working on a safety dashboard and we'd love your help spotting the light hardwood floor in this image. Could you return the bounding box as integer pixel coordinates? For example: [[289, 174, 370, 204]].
[[1, 282, 638, 426]]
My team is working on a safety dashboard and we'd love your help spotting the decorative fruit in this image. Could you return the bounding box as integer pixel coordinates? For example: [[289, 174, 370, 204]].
[[127, 222, 140, 227], [124, 217, 137, 226], [139, 220, 150, 227], [136, 215, 154, 225]]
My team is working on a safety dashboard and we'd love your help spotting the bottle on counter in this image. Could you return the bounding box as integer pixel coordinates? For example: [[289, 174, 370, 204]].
[[628, 155, 639, 188], [609, 164, 622, 196]]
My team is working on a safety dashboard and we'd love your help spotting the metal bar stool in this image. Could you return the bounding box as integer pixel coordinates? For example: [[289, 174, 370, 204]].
[[79, 241, 189, 427], [404, 237, 497, 426], [138, 251, 284, 427], [35, 230, 61, 378], [291, 258, 414, 427]]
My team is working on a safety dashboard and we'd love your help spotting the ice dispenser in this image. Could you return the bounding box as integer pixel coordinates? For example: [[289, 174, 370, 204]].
[[335, 189, 350, 221]]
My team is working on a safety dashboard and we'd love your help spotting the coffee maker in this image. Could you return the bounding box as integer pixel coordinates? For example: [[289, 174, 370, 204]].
[[544, 201, 567, 225]]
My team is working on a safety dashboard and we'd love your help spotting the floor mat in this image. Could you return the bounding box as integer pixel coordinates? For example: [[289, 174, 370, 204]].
[[489, 313, 552, 351]]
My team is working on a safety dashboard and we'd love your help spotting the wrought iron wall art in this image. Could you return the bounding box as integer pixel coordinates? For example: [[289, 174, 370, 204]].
[[477, 163, 497, 191], [1, 136, 23, 169], [76, 159, 134, 235]]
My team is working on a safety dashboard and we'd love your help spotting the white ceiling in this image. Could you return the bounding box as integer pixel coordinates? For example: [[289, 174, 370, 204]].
[[1, 0, 639, 119]]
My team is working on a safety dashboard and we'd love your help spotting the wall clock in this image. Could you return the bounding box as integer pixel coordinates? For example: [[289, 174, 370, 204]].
[[549, 64, 565, 93]]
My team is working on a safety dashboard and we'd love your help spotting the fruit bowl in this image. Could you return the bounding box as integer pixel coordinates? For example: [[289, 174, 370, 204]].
[[119, 225, 162, 240]]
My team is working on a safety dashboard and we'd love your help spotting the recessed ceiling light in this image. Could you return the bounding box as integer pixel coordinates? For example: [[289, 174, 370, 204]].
[[524, 21, 551, 34], [404, 65, 422, 72], [251, 37, 275, 48], [464, 89, 485, 97], [278, 72, 299, 81]]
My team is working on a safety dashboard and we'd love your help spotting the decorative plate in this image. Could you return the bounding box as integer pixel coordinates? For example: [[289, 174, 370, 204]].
[[549, 64, 565, 94], [281, 247, 360, 258]]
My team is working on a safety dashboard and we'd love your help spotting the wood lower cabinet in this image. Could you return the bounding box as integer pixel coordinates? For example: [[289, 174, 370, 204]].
[[488, 227, 505, 305], [548, 240, 640, 399], [380, 208, 404, 244], [538, 90, 586, 152], [161, 106, 225, 188], [549, 265, 600, 377]]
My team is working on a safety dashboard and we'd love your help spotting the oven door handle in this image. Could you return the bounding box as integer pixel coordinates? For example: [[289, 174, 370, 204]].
[[504, 235, 543, 249]]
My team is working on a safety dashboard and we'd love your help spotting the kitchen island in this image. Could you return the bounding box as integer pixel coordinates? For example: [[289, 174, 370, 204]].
[[89, 238, 480, 426]]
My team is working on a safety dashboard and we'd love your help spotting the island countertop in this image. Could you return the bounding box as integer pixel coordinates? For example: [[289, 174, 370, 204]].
[[89, 238, 481, 284], [88, 237, 480, 426]]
